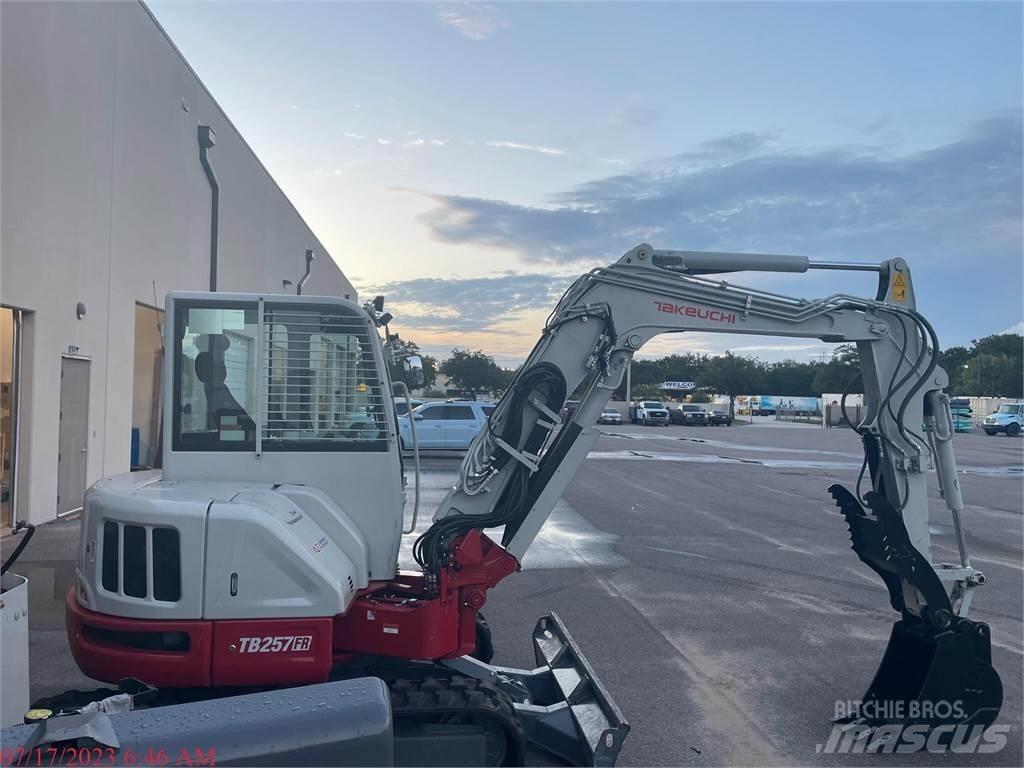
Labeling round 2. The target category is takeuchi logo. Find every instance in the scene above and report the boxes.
[654,300,737,324]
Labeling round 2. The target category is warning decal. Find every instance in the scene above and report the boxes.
[892,273,907,302]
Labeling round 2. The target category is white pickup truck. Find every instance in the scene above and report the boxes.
[630,400,671,426]
[982,402,1023,436]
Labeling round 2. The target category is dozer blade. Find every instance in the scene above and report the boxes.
[448,612,629,766]
[522,613,630,767]
[830,483,1003,741]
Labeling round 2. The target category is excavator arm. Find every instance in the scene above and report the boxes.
[419,243,1001,735]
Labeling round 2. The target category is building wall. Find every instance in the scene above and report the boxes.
[0,1,356,524]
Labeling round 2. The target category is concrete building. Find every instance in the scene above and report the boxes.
[1,1,355,528]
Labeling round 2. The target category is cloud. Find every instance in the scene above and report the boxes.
[403,137,448,148]
[343,132,366,140]
[415,115,1023,267]
[362,273,573,332]
[435,3,508,40]
[376,138,391,145]
[1001,321,1024,335]
[486,140,566,156]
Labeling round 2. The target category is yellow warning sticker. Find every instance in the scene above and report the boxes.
[892,273,907,302]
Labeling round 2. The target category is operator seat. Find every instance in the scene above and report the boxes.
[193,334,256,440]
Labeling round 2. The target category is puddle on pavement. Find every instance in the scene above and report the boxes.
[399,471,626,570]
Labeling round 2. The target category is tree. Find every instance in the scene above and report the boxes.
[939,346,971,394]
[697,352,764,420]
[762,359,818,396]
[630,383,665,400]
[941,334,1022,397]
[688,389,712,403]
[811,344,862,395]
[962,334,1023,397]
[440,349,508,392]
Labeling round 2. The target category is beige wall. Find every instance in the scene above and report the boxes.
[0,1,356,523]
[0,310,12,383]
[131,305,163,466]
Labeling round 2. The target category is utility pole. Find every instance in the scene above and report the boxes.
[625,358,632,403]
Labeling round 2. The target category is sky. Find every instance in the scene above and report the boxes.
[150,0,1023,367]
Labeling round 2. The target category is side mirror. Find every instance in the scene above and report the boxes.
[414,414,424,421]
[402,355,425,388]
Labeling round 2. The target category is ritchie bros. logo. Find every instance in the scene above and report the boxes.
[654,300,737,324]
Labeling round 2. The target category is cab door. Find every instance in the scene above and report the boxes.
[413,403,447,448]
[443,404,480,449]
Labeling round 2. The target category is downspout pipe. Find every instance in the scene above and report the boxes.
[10,310,22,525]
[297,248,315,295]
[198,125,219,291]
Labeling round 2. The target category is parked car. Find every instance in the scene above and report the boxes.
[598,407,623,425]
[671,404,709,426]
[393,396,425,417]
[398,401,495,450]
[983,402,1023,437]
[630,400,670,426]
[708,409,733,426]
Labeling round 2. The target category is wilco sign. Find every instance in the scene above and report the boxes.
[659,381,696,390]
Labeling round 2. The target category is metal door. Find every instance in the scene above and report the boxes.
[57,357,90,514]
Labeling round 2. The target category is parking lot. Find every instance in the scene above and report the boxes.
[6,420,1022,766]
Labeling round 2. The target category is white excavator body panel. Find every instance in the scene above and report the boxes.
[78,475,369,621]
[205,490,357,619]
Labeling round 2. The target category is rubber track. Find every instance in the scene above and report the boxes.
[388,674,525,767]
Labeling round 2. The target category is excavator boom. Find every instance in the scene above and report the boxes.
[421,243,1002,738]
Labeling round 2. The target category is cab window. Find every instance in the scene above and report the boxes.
[263,303,387,451]
[173,303,258,451]
[173,300,388,453]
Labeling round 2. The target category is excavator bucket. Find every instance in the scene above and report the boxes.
[842,617,1003,733]
[830,484,1003,740]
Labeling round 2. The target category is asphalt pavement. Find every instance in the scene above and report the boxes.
[5,419,1022,766]
[473,420,1024,766]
